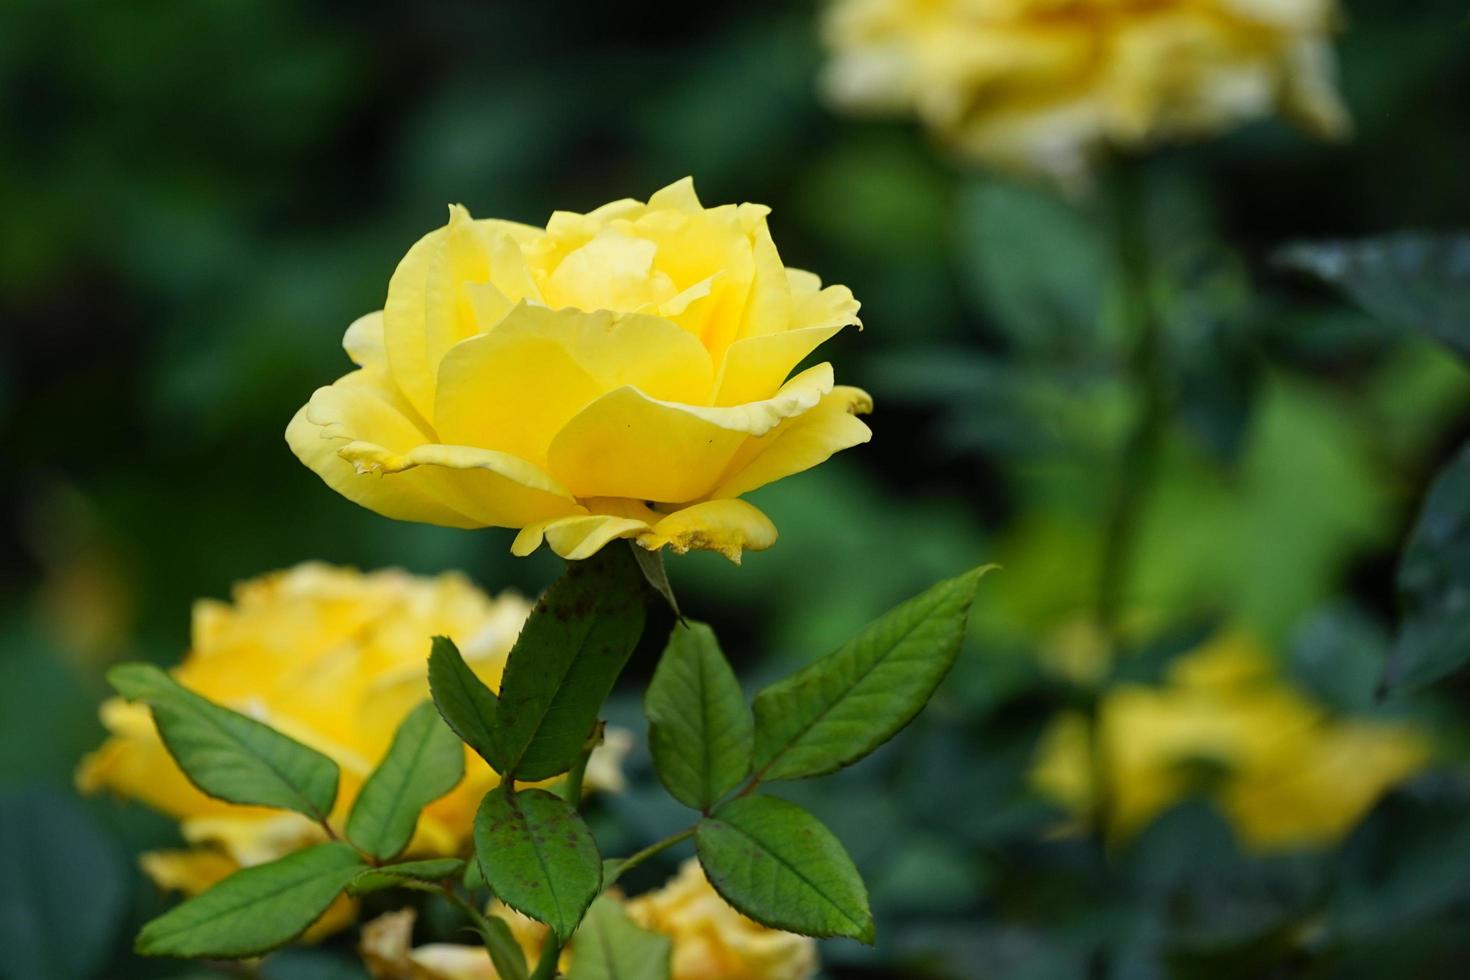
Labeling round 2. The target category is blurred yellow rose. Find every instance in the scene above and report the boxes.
[626,859,818,980]
[288,178,871,563]
[1031,632,1430,849]
[822,0,1349,182]
[360,859,817,980]
[77,563,628,902]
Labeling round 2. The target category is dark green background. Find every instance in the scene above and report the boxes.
[3,1,1470,977]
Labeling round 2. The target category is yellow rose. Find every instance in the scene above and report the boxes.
[288,178,871,563]
[359,860,817,980]
[1031,632,1430,849]
[626,859,818,980]
[822,0,1349,182]
[76,563,628,898]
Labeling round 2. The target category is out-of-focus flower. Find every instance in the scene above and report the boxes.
[288,178,870,563]
[77,563,627,905]
[1031,632,1430,849]
[821,0,1349,183]
[361,859,816,980]
[626,859,818,980]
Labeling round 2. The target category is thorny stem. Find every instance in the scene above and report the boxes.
[437,882,496,937]
[530,935,563,980]
[1084,159,1168,976]
[1085,160,1171,858]
[605,826,697,889]
[560,722,601,805]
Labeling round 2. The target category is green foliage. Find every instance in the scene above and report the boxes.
[474,787,602,941]
[567,896,672,980]
[956,177,1113,352]
[107,662,339,822]
[645,621,753,811]
[1388,442,1470,690]
[696,794,874,943]
[495,547,647,781]
[1277,234,1470,362]
[631,543,681,616]
[345,858,465,896]
[346,700,465,860]
[752,565,990,782]
[428,635,505,769]
[0,790,126,980]
[135,842,365,958]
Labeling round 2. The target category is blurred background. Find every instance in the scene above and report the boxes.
[4,0,1470,977]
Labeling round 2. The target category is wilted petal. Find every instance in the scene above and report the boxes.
[638,499,777,564]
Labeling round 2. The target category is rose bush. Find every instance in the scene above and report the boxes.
[821,0,1348,182]
[77,564,627,899]
[288,178,871,562]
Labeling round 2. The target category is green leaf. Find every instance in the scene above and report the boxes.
[136,842,365,958]
[751,565,990,782]
[956,178,1111,353]
[645,621,752,810]
[345,858,465,896]
[474,787,602,942]
[1276,234,1470,363]
[1387,441,1470,691]
[496,547,646,781]
[567,896,671,980]
[428,635,504,770]
[108,662,339,821]
[0,789,126,980]
[696,795,873,943]
[346,700,465,860]
[631,542,681,617]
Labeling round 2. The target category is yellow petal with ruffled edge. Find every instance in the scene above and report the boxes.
[491,304,715,404]
[639,499,777,563]
[288,373,482,528]
[713,386,874,499]
[546,364,834,502]
[434,332,603,465]
[336,442,583,530]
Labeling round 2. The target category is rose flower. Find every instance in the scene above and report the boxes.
[288,178,870,562]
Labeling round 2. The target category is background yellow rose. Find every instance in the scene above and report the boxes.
[1031,632,1430,848]
[77,564,627,897]
[822,0,1349,181]
[289,178,871,562]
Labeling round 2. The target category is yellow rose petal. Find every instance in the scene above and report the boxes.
[336,442,583,530]
[714,325,853,406]
[512,514,652,561]
[139,848,238,895]
[342,311,386,369]
[288,375,481,528]
[639,499,777,564]
[435,331,603,465]
[713,386,873,499]
[493,304,716,405]
[547,365,834,502]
